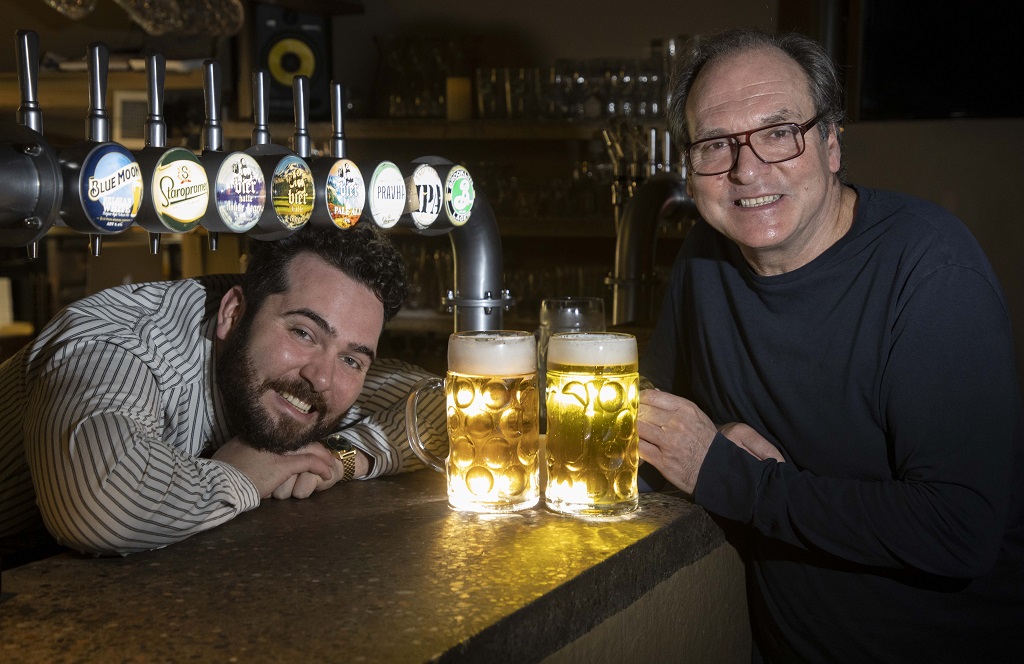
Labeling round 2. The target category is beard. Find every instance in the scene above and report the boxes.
[215,314,347,454]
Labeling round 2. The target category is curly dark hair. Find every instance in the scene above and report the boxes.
[667,27,847,181]
[242,224,408,323]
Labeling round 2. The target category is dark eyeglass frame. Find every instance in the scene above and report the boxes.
[685,115,822,176]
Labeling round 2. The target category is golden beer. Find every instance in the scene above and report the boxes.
[407,331,540,512]
[544,333,639,516]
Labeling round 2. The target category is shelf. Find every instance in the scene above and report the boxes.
[221,118,610,143]
[0,70,205,112]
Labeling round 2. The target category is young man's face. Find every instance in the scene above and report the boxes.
[215,252,385,453]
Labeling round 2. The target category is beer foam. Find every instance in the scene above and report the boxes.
[546,332,637,366]
[448,331,536,375]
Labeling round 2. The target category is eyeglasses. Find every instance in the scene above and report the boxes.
[685,115,822,176]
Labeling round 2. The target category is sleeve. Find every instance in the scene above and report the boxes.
[695,265,1022,578]
[24,341,261,556]
[330,358,448,478]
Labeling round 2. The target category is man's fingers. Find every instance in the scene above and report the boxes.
[272,475,297,500]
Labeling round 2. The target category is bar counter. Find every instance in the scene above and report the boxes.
[0,470,749,663]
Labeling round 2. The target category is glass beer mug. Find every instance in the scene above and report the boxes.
[406,331,541,512]
[544,332,640,516]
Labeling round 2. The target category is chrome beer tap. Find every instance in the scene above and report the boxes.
[57,42,143,257]
[246,69,314,242]
[294,77,366,230]
[1,29,62,254]
[198,59,266,250]
[132,54,209,254]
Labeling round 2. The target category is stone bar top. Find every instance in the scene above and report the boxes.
[0,470,725,663]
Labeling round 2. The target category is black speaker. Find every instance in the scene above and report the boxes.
[251,2,331,121]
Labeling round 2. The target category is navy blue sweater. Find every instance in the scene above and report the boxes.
[642,186,1024,662]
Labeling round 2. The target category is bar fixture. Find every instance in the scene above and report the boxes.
[0,30,62,254]
[198,59,265,250]
[132,54,209,254]
[56,42,143,257]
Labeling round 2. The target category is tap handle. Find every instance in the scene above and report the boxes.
[292,75,310,158]
[251,69,271,146]
[145,53,166,148]
[16,29,43,134]
[87,42,110,143]
[648,127,658,176]
[202,59,223,152]
[330,81,346,159]
[662,129,672,172]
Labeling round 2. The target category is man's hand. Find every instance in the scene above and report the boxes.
[269,449,372,499]
[637,389,719,494]
[211,439,335,499]
[718,422,785,462]
[637,391,785,495]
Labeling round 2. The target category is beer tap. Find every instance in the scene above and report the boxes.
[57,42,143,257]
[198,59,266,250]
[246,69,314,242]
[132,54,209,254]
[294,77,365,230]
[1,29,62,254]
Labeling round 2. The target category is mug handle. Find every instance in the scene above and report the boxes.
[405,376,446,473]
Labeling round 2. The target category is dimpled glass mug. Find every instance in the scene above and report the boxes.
[544,332,640,516]
[406,331,541,512]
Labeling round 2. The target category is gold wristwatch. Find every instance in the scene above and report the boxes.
[323,434,358,482]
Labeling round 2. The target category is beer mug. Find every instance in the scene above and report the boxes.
[544,332,639,516]
[406,330,541,512]
[537,297,606,432]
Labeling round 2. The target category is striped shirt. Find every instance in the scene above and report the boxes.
[0,275,447,555]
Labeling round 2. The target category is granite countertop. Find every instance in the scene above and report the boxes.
[0,470,724,663]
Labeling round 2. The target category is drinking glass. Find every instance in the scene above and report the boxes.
[544,332,639,516]
[406,331,540,512]
[537,297,606,430]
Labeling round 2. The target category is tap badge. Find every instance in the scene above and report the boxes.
[271,155,314,229]
[325,159,366,229]
[408,164,443,229]
[367,161,405,229]
[445,166,475,226]
[215,152,266,232]
[82,145,144,231]
[152,147,209,232]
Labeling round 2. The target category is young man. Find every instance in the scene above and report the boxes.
[638,28,1023,661]
[0,224,446,556]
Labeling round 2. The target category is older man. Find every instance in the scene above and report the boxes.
[638,28,1023,662]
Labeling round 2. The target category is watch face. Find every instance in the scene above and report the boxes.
[324,433,354,453]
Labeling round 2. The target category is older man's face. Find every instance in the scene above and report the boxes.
[685,46,843,274]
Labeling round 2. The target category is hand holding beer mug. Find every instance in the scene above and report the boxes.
[544,332,639,516]
[406,331,541,512]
